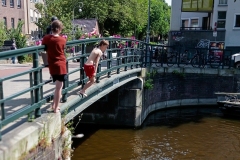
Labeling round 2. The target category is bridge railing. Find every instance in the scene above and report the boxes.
[0,37,146,140]
[143,44,235,69]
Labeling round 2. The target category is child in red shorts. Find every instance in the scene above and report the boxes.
[77,40,109,97]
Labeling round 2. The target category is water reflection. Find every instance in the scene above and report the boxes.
[72,106,240,160]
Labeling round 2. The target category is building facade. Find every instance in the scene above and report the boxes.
[0,0,43,37]
[170,0,240,53]
[23,0,43,36]
[0,0,25,30]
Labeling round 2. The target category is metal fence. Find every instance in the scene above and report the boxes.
[0,37,146,140]
[142,44,235,69]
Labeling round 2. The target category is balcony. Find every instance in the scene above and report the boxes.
[180,27,212,30]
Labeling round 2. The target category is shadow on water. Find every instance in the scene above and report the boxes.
[141,105,223,129]
[72,105,239,149]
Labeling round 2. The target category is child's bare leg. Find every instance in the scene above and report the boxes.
[80,76,95,94]
[53,80,63,113]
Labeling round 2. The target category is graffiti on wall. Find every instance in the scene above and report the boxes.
[171,31,184,41]
[196,39,210,48]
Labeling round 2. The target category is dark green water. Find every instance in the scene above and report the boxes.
[72,106,240,160]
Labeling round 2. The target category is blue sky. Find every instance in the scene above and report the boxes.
[165,0,171,6]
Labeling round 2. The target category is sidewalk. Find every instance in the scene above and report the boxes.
[0,61,83,134]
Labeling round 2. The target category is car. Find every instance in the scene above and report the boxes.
[231,52,240,68]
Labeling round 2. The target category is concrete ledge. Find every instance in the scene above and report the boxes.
[141,98,217,124]
[0,113,61,160]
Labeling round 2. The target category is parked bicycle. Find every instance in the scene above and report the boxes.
[152,47,168,67]
[191,49,222,68]
[167,50,193,67]
[166,48,222,68]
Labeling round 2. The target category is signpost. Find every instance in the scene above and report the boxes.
[213,31,217,37]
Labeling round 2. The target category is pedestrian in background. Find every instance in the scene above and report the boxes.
[10,41,17,64]
[42,20,67,113]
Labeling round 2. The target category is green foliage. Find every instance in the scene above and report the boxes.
[150,0,171,37]
[144,70,157,89]
[7,21,27,49]
[0,21,8,47]
[7,21,28,63]
[172,70,185,78]
[35,0,73,39]
[34,0,170,41]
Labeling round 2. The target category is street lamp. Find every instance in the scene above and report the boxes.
[145,0,151,67]
[72,2,83,40]
[146,0,150,43]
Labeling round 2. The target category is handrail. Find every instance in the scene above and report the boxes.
[0,37,146,140]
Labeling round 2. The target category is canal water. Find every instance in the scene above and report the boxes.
[72,106,240,160]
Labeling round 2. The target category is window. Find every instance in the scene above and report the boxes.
[30,9,34,22]
[217,11,226,28]
[219,0,227,5]
[34,11,38,22]
[3,17,7,27]
[182,19,189,27]
[182,0,214,12]
[11,18,14,28]
[234,14,240,28]
[190,19,199,27]
[2,0,6,6]
[17,0,21,8]
[10,0,14,7]
[181,19,189,30]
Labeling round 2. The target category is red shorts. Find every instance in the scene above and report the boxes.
[84,64,95,78]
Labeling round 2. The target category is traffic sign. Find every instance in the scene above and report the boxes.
[213,31,217,37]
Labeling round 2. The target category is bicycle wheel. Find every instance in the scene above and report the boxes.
[191,56,200,68]
[155,56,161,67]
[179,55,189,67]
[167,55,177,67]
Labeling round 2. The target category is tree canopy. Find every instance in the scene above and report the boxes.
[35,0,171,41]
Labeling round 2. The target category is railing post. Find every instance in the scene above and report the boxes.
[145,43,149,67]
[33,51,41,118]
[62,61,69,102]
[0,80,4,139]
[80,44,86,87]
[96,63,101,83]
[149,45,153,67]
[0,81,5,121]
[107,41,112,78]
[28,72,34,122]
[117,50,120,74]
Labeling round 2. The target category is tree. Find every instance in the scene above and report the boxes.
[34,0,170,41]
[149,0,171,41]
[79,0,148,38]
[0,21,8,47]
[35,0,73,39]
[7,20,28,63]
[7,21,27,49]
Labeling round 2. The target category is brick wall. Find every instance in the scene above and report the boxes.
[0,0,25,32]
[143,73,239,111]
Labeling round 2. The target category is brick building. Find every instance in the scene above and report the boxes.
[0,0,25,31]
[0,0,43,36]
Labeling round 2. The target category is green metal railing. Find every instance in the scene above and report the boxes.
[0,37,146,140]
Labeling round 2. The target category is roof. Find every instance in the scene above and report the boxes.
[72,19,98,34]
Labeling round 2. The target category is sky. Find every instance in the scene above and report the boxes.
[165,0,172,6]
